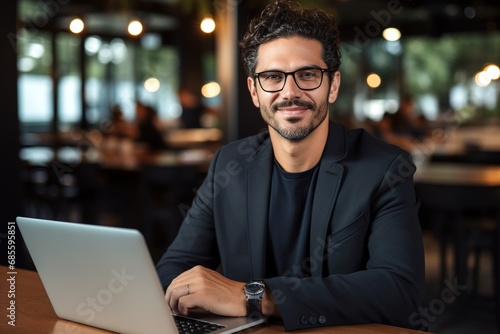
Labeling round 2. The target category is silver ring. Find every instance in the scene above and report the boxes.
[186,284,190,295]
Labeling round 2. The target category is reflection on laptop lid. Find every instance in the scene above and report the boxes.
[16,217,265,334]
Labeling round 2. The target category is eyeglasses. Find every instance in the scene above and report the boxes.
[254,68,332,93]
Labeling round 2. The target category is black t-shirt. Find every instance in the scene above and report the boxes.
[266,159,319,278]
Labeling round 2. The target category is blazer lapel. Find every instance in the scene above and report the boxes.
[309,122,347,276]
[309,161,344,275]
[246,142,273,279]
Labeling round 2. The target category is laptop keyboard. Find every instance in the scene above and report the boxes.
[174,314,226,334]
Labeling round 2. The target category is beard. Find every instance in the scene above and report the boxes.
[261,99,329,141]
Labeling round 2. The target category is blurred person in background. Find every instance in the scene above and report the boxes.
[109,104,135,139]
[376,97,429,152]
[178,87,205,128]
[134,102,169,151]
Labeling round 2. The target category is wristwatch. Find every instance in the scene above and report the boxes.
[244,281,265,317]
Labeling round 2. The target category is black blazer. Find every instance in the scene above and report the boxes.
[157,121,425,331]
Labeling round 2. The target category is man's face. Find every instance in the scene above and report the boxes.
[247,36,340,141]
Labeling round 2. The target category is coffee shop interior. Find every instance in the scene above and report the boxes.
[1,0,500,333]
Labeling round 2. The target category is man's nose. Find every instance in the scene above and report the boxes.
[280,74,302,99]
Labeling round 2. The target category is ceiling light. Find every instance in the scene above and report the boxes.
[128,20,143,36]
[69,18,84,34]
[200,18,215,33]
[366,73,381,88]
[475,71,491,87]
[382,27,401,42]
[144,77,161,93]
[484,64,500,80]
[201,82,221,98]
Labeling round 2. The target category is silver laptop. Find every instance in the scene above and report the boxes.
[16,216,266,334]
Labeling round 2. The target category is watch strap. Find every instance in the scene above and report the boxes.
[247,298,262,317]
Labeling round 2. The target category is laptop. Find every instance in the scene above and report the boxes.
[16,216,266,334]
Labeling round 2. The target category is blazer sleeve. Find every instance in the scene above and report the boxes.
[265,151,425,331]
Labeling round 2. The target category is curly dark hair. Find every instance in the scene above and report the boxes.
[239,0,341,77]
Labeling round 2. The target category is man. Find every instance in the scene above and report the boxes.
[157,0,425,331]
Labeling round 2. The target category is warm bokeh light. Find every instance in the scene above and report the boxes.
[382,27,401,41]
[475,71,491,87]
[200,18,216,33]
[128,20,143,36]
[366,73,382,88]
[144,77,161,92]
[69,18,84,34]
[484,64,500,80]
[201,82,221,98]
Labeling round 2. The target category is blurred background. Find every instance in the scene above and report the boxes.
[1,1,500,333]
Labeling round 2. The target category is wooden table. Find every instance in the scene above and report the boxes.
[414,162,500,186]
[19,146,213,171]
[166,128,223,150]
[18,146,211,236]
[0,266,428,334]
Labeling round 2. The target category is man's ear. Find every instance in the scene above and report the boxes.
[328,71,341,104]
[247,77,260,108]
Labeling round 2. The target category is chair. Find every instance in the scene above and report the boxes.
[416,183,499,281]
[73,162,103,224]
[20,160,80,221]
[430,149,500,165]
[415,182,500,329]
[97,167,141,228]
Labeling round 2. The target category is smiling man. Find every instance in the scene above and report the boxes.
[157,0,425,331]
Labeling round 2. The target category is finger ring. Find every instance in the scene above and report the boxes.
[186,284,190,295]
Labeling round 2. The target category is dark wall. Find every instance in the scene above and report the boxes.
[236,2,267,140]
[0,1,24,267]
[177,14,213,94]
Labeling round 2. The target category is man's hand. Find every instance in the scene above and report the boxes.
[165,265,247,317]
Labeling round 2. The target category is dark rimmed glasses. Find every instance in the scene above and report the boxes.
[254,68,332,93]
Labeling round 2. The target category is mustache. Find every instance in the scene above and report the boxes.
[272,99,315,112]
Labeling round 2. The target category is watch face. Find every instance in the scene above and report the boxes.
[246,281,265,294]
